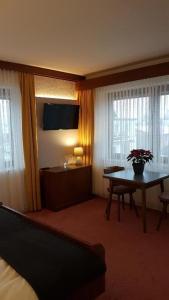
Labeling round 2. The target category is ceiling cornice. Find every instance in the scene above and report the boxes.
[77,61,169,90]
[0,60,85,82]
[86,55,169,79]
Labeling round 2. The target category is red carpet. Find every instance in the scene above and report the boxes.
[28,198,169,300]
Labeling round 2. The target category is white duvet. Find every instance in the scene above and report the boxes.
[0,257,38,300]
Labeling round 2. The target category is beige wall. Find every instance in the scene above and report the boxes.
[35,76,77,99]
[35,76,78,168]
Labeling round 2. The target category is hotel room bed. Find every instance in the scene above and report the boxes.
[0,203,106,300]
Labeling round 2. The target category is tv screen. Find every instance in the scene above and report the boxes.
[43,103,79,130]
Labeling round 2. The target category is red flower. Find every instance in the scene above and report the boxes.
[127,149,153,164]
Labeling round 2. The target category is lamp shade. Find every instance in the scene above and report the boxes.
[74,147,83,156]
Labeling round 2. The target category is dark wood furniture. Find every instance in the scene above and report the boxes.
[156,192,169,230]
[103,170,169,233]
[104,166,139,221]
[0,203,106,300]
[40,164,92,211]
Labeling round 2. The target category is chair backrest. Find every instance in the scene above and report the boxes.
[104,166,125,174]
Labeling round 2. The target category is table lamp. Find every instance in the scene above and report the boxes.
[74,147,83,165]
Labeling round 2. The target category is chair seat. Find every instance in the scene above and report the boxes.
[159,192,169,203]
[157,192,169,230]
[108,185,136,194]
[104,166,138,221]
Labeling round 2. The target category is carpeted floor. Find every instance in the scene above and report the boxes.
[28,197,169,300]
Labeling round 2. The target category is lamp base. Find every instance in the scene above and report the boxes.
[75,156,83,165]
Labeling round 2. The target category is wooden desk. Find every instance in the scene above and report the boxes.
[103,170,169,233]
[40,165,92,211]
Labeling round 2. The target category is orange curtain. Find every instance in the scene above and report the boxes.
[20,73,41,211]
[78,89,94,165]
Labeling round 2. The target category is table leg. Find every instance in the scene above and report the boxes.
[105,180,113,220]
[160,180,164,193]
[141,187,147,233]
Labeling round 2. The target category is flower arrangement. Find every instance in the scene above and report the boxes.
[127,149,153,164]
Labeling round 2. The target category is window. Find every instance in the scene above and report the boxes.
[159,94,169,163]
[0,70,26,211]
[107,84,169,170]
[110,96,150,160]
[0,89,13,170]
[93,77,169,198]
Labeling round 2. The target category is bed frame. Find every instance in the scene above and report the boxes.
[0,203,106,299]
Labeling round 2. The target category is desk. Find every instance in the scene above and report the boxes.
[40,165,92,211]
[103,170,169,233]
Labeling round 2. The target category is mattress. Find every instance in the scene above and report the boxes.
[0,257,38,300]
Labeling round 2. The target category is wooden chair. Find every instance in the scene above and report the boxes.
[104,166,139,221]
[156,192,169,230]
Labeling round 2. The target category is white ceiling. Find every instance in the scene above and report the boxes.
[1,0,169,75]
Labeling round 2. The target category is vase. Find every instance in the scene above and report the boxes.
[132,162,145,175]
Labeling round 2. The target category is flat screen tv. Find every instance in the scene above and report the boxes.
[43,103,79,130]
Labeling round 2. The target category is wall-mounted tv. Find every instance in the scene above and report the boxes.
[43,103,79,130]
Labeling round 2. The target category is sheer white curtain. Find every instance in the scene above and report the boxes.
[0,70,26,211]
[93,87,109,196]
[93,76,169,197]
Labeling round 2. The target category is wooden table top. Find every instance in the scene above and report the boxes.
[103,170,169,187]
